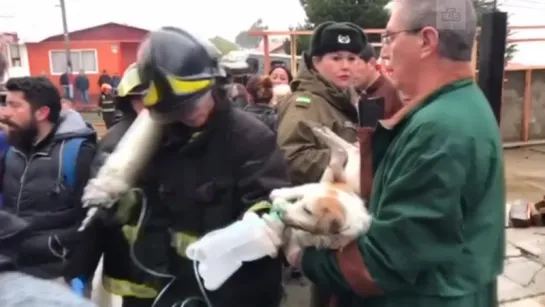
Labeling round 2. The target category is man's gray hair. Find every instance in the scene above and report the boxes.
[393,0,477,61]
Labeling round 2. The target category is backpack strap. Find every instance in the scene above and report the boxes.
[61,138,86,189]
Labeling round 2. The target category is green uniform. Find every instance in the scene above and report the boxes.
[300,79,505,306]
[276,58,359,185]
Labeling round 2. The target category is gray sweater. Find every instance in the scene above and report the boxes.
[0,272,96,307]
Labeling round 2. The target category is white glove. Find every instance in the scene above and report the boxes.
[184,212,287,290]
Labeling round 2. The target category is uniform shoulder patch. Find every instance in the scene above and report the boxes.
[295,96,312,108]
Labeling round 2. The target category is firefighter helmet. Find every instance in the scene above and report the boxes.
[136,27,225,114]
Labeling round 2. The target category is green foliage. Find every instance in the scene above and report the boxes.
[209,36,239,55]
[300,0,390,29]
[283,23,313,55]
[284,0,517,62]
[284,0,390,55]
[472,0,517,62]
[235,18,268,48]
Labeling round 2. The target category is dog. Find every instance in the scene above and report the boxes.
[270,126,371,250]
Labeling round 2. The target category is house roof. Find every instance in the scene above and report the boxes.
[257,36,288,54]
[39,22,149,42]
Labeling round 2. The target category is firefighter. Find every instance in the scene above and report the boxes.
[82,27,290,307]
[133,26,290,307]
[65,64,168,307]
[99,83,116,128]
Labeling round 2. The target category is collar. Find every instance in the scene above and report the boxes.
[379,78,474,129]
[365,74,386,96]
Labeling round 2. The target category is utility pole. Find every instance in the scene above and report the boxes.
[59,0,71,72]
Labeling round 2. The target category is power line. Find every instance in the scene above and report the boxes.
[501,0,545,10]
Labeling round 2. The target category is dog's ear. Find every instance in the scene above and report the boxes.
[315,192,346,234]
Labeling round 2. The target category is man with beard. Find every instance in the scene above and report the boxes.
[0,76,96,282]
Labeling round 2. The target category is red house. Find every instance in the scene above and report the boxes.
[26,22,149,98]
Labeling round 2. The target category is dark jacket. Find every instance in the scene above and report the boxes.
[243,103,277,131]
[0,211,95,306]
[75,75,90,91]
[0,210,28,271]
[358,74,403,200]
[151,91,289,307]
[111,76,121,88]
[1,110,96,279]
[98,73,112,87]
[60,73,70,86]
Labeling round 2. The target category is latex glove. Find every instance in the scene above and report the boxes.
[185,212,286,290]
[186,212,281,263]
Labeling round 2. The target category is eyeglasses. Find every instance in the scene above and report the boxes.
[381,28,422,45]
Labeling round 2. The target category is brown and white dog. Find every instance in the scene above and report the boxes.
[270,126,371,250]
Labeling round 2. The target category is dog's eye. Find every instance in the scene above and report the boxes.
[303,207,312,215]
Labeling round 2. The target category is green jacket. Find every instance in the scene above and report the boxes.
[300,79,505,306]
[276,54,359,184]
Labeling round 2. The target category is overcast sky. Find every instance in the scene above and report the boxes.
[1,0,545,64]
[0,0,307,42]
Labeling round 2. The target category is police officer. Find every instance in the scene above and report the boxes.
[275,22,367,307]
[110,27,289,307]
[276,22,367,185]
[65,64,168,307]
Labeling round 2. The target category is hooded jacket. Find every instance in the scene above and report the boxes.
[243,104,277,131]
[276,53,359,184]
[1,110,97,279]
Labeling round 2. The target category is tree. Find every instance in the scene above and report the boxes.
[283,0,390,55]
[300,0,390,29]
[209,36,239,55]
[235,18,268,49]
[473,0,517,62]
[283,23,313,55]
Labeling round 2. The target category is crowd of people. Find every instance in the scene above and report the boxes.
[0,0,505,307]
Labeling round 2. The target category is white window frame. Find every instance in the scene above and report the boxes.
[8,44,21,67]
[48,49,99,75]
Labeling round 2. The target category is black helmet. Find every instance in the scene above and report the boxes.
[137,27,225,114]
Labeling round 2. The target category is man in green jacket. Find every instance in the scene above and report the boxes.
[283,0,506,306]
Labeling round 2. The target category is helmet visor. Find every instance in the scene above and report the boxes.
[117,66,144,97]
[143,74,213,107]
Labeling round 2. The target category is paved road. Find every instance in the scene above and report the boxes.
[500,227,545,306]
